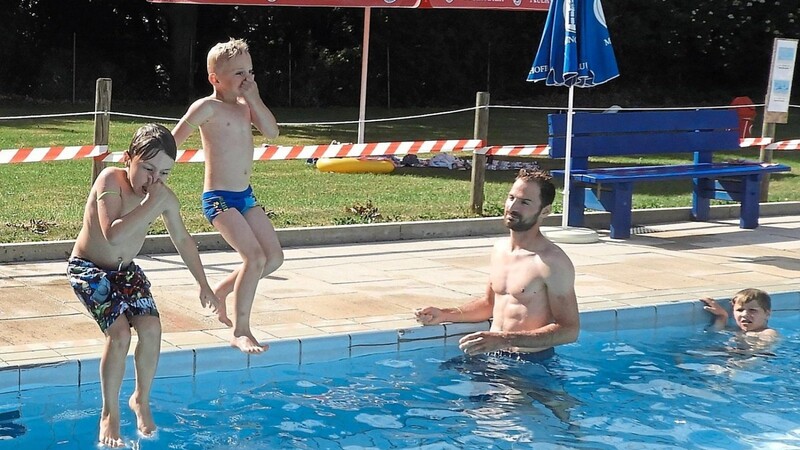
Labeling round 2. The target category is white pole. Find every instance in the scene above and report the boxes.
[562,85,575,229]
[357,7,371,144]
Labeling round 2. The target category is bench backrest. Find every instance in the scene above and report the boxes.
[548,110,740,159]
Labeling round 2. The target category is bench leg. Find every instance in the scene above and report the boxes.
[692,178,712,221]
[609,182,633,239]
[740,174,761,229]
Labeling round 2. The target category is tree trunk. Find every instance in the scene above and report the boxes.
[164,4,198,103]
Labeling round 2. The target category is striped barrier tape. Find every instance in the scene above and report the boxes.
[100,139,483,163]
[739,137,773,147]
[479,144,551,156]
[766,140,800,151]
[4,137,794,164]
[0,145,107,164]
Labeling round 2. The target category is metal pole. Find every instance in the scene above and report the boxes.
[470,91,490,214]
[92,78,112,184]
[562,86,575,228]
[357,7,371,144]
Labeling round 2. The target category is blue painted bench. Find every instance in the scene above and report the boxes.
[548,110,791,239]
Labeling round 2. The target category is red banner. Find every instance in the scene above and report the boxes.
[147,0,549,9]
[422,0,548,10]
[147,0,422,7]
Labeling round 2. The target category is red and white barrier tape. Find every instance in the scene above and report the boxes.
[0,145,107,164]
[6,137,795,165]
[739,137,773,147]
[478,144,551,156]
[102,139,483,163]
[766,139,800,151]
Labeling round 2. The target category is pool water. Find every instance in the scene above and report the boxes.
[2,313,800,449]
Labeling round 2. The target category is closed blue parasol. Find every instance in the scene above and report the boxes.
[528,0,619,230]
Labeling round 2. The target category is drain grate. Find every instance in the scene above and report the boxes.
[630,225,663,235]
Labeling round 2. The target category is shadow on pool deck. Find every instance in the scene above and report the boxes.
[1,214,799,366]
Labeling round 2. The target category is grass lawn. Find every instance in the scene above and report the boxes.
[0,103,798,243]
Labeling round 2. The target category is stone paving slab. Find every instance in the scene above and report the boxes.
[1,215,799,365]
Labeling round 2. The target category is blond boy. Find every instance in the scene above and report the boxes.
[67,124,218,447]
[700,288,778,340]
[172,38,283,354]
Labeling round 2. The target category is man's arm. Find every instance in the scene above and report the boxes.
[161,192,219,311]
[414,282,494,325]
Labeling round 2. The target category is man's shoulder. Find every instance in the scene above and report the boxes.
[539,238,575,269]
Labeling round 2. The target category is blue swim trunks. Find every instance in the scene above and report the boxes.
[202,185,260,223]
[488,347,556,362]
[66,256,158,333]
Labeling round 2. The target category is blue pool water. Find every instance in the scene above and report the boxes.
[2,311,800,449]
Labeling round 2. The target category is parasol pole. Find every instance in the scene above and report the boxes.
[357,7,371,144]
[562,84,575,228]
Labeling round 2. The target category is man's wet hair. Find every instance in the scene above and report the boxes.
[516,168,556,207]
[126,123,177,163]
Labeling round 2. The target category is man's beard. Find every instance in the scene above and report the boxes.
[504,210,540,232]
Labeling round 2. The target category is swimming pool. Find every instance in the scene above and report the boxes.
[1,292,799,449]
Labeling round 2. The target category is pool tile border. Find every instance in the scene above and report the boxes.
[1,291,798,393]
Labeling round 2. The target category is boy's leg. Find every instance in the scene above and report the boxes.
[99,316,132,448]
[128,315,161,436]
[213,207,284,303]
[244,207,284,275]
[212,209,269,353]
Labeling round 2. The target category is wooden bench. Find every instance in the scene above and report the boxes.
[548,109,792,239]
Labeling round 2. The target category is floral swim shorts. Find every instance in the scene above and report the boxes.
[66,256,159,332]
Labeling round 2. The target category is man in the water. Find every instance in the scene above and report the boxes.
[414,168,580,359]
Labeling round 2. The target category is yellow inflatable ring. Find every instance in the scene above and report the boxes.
[316,157,395,174]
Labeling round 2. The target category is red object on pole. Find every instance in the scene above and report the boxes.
[730,96,756,139]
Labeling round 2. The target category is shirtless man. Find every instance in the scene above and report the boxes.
[414,168,580,357]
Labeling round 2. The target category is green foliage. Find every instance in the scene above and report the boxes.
[2,1,798,106]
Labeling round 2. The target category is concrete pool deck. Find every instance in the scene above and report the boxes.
[1,213,799,368]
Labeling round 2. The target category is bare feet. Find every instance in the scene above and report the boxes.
[99,410,124,448]
[212,282,233,327]
[231,334,269,354]
[128,395,157,437]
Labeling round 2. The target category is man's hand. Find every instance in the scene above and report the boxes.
[458,331,506,356]
[414,307,444,325]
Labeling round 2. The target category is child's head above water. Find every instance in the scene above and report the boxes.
[731,288,772,333]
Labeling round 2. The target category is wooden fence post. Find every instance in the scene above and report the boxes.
[758,121,776,202]
[470,91,490,214]
[92,78,111,183]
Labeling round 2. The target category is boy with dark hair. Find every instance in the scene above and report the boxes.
[67,123,218,447]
